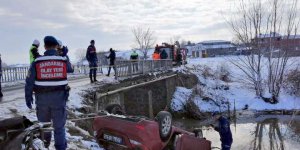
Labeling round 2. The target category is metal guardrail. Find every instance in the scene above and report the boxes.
[0,67,30,83]
[115,59,172,79]
[0,59,173,82]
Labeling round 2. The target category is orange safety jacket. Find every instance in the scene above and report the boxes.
[152,53,160,60]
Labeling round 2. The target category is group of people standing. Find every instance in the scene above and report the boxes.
[85,40,116,83]
[152,48,168,60]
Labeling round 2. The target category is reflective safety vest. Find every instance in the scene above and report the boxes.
[152,53,160,60]
[130,52,138,60]
[29,45,36,64]
[34,56,68,86]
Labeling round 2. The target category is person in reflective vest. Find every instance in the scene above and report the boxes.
[29,39,41,63]
[25,36,74,150]
[130,50,139,60]
[152,50,161,60]
[130,50,139,72]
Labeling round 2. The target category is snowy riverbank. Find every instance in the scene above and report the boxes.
[171,56,300,113]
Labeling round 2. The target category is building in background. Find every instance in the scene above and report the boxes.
[188,40,237,58]
[255,32,300,57]
[183,43,195,58]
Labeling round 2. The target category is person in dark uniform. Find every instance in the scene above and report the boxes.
[25,36,74,150]
[57,40,69,58]
[0,54,3,97]
[160,49,168,59]
[86,40,98,83]
[211,112,233,150]
[106,48,116,76]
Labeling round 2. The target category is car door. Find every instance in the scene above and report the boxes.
[174,134,211,150]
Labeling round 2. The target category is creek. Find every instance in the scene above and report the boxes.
[173,115,300,150]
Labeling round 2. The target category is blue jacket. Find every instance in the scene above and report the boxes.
[86,45,98,62]
[214,116,233,144]
[25,49,74,108]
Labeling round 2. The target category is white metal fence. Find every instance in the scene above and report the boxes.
[115,59,172,78]
[0,59,173,82]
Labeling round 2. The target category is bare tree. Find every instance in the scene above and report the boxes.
[228,0,266,97]
[228,0,299,103]
[132,26,156,59]
[169,35,181,45]
[265,0,299,103]
[75,48,87,63]
[180,40,187,48]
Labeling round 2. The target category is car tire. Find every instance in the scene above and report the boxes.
[105,104,124,115]
[156,111,172,141]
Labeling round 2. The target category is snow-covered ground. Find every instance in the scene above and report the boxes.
[171,87,193,112]
[171,56,300,113]
[0,75,118,150]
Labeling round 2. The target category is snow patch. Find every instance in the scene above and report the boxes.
[171,87,193,112]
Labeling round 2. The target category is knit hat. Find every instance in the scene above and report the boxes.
[44,36,58,46]
[32,39,40,46]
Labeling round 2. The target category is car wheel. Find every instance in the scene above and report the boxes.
[105,104,124,115]
[156,111,172,141]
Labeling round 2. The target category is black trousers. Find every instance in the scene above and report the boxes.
[89,62,97,81]
[107,60,116,76]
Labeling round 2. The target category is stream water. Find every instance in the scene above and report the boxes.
[173,115,300,150]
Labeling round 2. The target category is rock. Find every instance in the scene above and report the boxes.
[9,108,18,114]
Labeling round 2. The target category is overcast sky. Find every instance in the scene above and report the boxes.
[0,0,237,64]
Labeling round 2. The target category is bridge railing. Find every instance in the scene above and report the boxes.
[0,59,173,83]
[0,67,30,83]
[115,59,173,79]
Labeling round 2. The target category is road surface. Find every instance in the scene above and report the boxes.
[0,76,102,104]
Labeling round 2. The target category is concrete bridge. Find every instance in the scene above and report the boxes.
[0,60,172,82]
[94,73,198,118]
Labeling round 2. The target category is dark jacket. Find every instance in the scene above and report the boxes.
[107,50,116,65]
[130,51,139,60]
[214,116,233,145]
[86,45,98,62]
[160,50,168,59]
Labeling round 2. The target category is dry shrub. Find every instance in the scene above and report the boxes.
[285,69,300,96]
[184,99,204,119]
[217,64,231,82]
[201,65,214,79]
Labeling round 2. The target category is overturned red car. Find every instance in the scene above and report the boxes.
[93,109,211,150]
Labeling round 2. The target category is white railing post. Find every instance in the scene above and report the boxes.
[129,62,132,78]
[115,65,118,80]
[142,60,145,74]
[151,60,154,73]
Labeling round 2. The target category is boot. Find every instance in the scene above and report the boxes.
[90,76,94,83]
[89,69,94,83]
[107,67,111,76]
[93,70,97,82]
